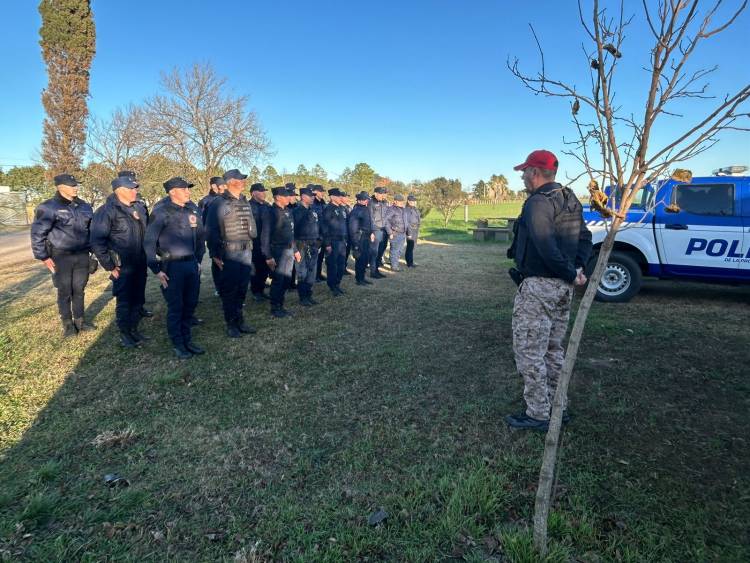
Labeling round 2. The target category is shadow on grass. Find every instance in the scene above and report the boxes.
[1,244,749,561]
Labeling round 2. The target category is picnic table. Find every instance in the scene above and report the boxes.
[470,217,517,242]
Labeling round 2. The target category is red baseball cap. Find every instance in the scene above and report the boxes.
[513,150,559,171]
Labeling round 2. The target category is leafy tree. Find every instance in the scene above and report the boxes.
[488,174,510,200]
[351,162,376,192]
[336,167,354,191]
[294,164,310,186]
[310,164,328,184]
[472,179,488,199]
[38,0,96,178]
[424,177,464,226]
[261,165,281,187]
[248,165,261,184]
[407,180,432,217]
[0,165,51,204]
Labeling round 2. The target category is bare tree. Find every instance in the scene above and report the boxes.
[142,62,271,190]
[87,104,148,172]
[509,0,749,554]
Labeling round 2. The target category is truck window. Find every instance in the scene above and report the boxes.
[674,184,734,216]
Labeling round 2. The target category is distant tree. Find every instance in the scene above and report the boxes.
[142,62,270,191]
[351,162,376,192]
[294,164,310,186]
[425,177,464,226]
[38,0,96,179]
[1,165,51,204]
[488,174,511,200]
[472,179,489,199]
[261,165,280,187]
[407,179,433,217]
[310,163,328,184]
[248,165,261,184]
[337,167,354,191]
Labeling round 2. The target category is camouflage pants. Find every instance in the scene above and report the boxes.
[512,276,574,420]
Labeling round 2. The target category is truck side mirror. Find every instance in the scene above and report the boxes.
[664,203,681,213]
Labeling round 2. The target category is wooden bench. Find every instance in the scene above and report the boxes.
[470,227,511,242]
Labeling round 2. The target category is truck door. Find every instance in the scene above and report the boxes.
[741,180,750,278]
[656,181,743,279]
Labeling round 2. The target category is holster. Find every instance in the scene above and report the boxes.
[508,267,525,286]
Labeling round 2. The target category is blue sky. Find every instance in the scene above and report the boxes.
[1,0,748,192]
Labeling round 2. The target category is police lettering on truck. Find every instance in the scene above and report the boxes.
[582,167,750,302]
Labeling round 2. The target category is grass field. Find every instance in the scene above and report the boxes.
[1,206,749,561]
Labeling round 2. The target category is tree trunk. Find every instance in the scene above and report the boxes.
[532,220,620,555]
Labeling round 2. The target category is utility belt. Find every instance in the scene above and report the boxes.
[508,267,525,286]
[163,254,196,263]
[223,240,251,250]
[49,246,89,257]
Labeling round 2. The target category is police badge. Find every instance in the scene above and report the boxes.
[189,213,198,228]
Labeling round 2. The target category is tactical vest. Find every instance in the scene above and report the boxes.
[222,197,254,242]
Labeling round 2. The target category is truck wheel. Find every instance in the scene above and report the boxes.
[593,251,642,303]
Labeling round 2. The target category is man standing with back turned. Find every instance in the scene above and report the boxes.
[505,150,592,431]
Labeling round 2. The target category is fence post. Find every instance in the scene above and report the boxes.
[464,204,469,223]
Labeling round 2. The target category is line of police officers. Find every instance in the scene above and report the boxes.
[30,170,421,359]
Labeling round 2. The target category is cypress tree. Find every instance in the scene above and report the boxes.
[38,0,96,178]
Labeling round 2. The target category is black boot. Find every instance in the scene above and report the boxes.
[73,318,96,332]
[119,330,140,348]
[139,307,153,318]
[237,316,257,334]
[173,344,193,359]
[184,342,205,355]
[62,320,77,338]
[130,319,150,343]
[226,322,242,338]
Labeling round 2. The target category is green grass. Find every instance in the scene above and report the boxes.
[420,202,523,243]
[0,235,749,561]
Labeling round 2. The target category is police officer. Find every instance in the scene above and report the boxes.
[505,150,592,430]
[312,185,327,281]
[143,177,206,359]
[385,194,408,271]
[261,187,300,317]
[249,182,272,302]
[90,175,149,348]
[348,191,376,286]
[321,188,348,296]
[30,173,95,337]
[285,183,299,289]
[199,176,226,222]
[205,169,257,338]
[118,170,154,318]
[342,192,353,276]
[404,194,421,267]
[369,187,389,278]
[293,186,321,305]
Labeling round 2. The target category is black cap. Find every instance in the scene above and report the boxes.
[111,177,139,190]
[223,169,248,181]
[285,182,296,189]
[54,173,80,187]
[356,191,370,201]
[328,188,341,197]
[374,187,387,194]
[117,170,137,179]
[407,194,417,201]
[312,184,325,193]
[163,177,195,192]
[286,185,298,196]
[393,193,405,201]
[209,176,226,186]
[250,182,266,192]
[339,190,349,197]
[299,187,314,197]
[271,186,288,197]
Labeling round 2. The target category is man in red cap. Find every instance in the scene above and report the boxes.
[505,150,592,431]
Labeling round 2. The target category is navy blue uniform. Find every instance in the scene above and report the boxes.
[250,199,272,297]
[369,199,389,273]
[312,196,327,280]
[321,203,348,291]
[90,194,148,336]
[293,203,321,301]
[404,205,421,266]
[143,200,206,347]
[385,205,409,270]
[30,193,93,322]
[348,203,374,282]
[261,204,295,312]
[205,192,257,329]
